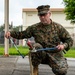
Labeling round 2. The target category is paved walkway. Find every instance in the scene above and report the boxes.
[0,55,75,75]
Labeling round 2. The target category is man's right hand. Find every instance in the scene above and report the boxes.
[5,32,11,39]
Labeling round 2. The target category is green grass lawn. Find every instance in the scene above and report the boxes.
[9,46,29,56]
[0,46,75,58]
[64,48,75,58]
[0,46,29,56]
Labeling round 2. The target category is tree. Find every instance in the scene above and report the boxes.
[0,25,4,31]
[13,25,22,32]
[63,0,75,24]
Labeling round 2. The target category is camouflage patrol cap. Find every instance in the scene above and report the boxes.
[37,5,50,15]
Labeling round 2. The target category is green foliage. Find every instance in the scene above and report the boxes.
[63,0,75,24]
[0,25,4,31]
[0,24,22,32]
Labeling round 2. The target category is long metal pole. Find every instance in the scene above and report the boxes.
[4,0,9,56]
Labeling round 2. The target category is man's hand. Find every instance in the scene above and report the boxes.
[5,32,11,39]
[56,44,65,51]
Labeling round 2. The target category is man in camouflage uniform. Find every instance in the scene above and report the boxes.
[5,5,73,75]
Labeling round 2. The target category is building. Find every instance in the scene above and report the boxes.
[22,8,75,46]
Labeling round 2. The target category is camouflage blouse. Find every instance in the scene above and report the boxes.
[10,21,73,51]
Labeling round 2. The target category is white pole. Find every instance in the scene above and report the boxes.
[4,0,9,56]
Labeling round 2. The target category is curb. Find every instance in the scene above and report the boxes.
[67,58,75,61]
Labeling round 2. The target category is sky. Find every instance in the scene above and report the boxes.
[0,0,64,26]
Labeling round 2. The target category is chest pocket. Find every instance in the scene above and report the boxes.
[51,25,60,44]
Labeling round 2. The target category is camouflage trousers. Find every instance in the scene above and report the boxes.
[30,43,68,75]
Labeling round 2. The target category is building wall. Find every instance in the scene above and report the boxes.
[23,11,39,29]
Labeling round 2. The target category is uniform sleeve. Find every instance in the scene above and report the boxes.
[58,25,73,51]
[10,26,33,39]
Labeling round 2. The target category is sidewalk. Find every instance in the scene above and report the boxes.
[0,55,75,75]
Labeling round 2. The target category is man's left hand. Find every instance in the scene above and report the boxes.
[56,44,65,51]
